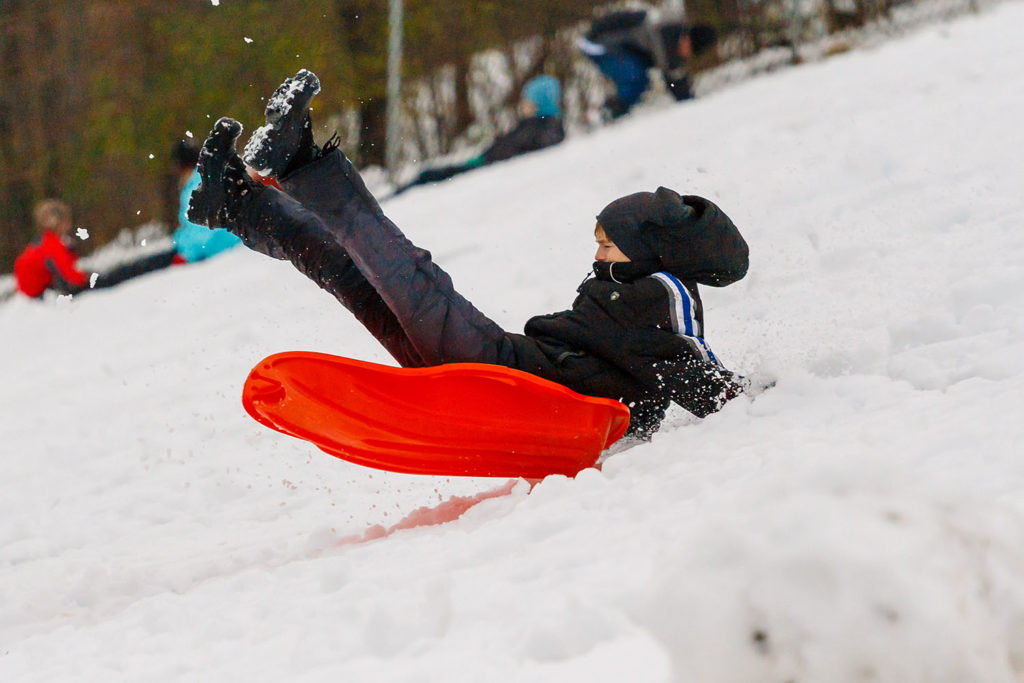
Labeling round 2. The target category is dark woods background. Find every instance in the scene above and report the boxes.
[0,0,912,273]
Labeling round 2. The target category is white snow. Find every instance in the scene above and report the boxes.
[3,3,1024,680]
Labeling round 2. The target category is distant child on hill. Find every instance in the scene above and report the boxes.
[14,199,90,298]
[394,75,566,193]
[188,70,751,439]
[578,9,717,118]
[14,196,186,300]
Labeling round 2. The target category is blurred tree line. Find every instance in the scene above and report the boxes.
[0,0,914,273]
[0,0,609,273]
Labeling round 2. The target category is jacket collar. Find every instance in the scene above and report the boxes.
[591,259,661,283]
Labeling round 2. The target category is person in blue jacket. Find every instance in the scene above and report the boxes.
[171,141,242,261]
[578,9,717,118]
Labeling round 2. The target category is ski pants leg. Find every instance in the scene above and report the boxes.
[278,149,520,368]
[239,184,428,367]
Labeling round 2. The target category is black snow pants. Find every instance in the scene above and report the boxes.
[248,150,523,369]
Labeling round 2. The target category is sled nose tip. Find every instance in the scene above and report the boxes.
[244,367,287,406]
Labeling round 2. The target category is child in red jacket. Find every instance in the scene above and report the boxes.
[14,199,89,298]
[14,198,190,300]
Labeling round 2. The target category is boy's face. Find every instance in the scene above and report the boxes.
[594,224,631,263]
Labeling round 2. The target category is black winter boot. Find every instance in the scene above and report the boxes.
[242,69,321,179]
[188,117,263,230]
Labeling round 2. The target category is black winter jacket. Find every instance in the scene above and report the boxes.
[513,266,738,438]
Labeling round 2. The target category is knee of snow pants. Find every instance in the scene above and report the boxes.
[240,184,427,367]
[279,150,518,368]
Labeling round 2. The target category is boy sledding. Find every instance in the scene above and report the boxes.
[188,70,751,466]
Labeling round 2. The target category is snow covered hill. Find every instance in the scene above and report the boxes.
[2,3,1024,680]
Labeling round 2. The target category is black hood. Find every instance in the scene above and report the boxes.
[596,187,748,286]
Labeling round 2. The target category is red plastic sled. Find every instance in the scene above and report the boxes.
[242,352,630,478]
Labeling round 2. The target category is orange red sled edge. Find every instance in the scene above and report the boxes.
[242,351,630,479]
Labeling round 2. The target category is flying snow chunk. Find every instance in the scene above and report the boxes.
[210,0,219,5]
[76,228,89,240]
[244,37,254,44]
[186,131,194,138]
[89,273,99,288]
